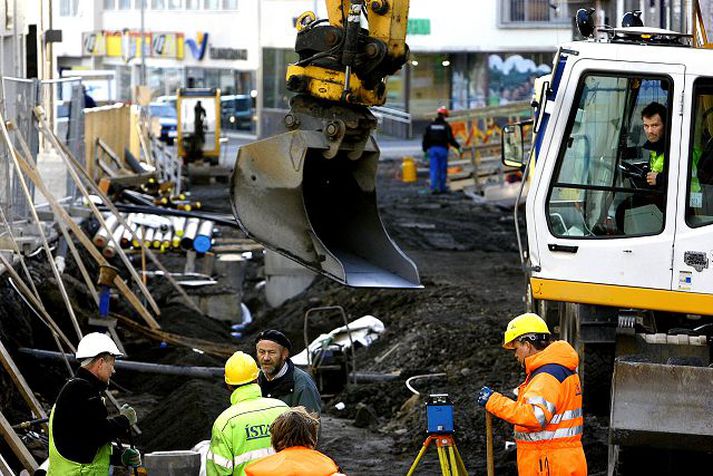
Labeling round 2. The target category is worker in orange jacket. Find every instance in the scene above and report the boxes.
[478,313,587,476]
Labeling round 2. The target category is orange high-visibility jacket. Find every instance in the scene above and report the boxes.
[244,446,341,476]
[486,340,587,476]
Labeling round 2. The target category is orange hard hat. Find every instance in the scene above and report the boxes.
[437,106,449,117]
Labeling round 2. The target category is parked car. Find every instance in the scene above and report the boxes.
[221,94,253,130]
[148,102,178,144]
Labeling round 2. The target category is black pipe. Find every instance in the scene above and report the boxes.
[18,348,223,379]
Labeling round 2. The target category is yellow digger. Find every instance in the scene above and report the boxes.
[230,0,419,289]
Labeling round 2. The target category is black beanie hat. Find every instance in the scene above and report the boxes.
[255,329,292,352]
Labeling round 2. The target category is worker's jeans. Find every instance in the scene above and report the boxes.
[428,146,449,192]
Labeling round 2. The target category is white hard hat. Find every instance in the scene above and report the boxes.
[75,332,124,360]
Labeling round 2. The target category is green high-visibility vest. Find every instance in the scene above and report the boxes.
[47,405,112,476]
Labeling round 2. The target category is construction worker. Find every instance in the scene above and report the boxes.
[48,332,140,475]
[244,407,344,476]
[207,351,289,476]
[421,106,462,194]
[255,330,321,418]
[477,313,587,476]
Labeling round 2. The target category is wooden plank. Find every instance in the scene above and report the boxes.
[0,410,38,473]
[0,253,76,352]
[0,452,16,476]
[33,107,162,318]
[34,107,204,318]
[11,128,100,306]
[11,141,161,330]
[0,112,84,342]
[0,340,48,423]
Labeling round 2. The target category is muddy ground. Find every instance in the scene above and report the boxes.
[0,160,608,475]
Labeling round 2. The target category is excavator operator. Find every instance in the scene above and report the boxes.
[477,313,587,476]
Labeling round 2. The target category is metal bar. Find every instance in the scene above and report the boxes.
[0,410,38,472]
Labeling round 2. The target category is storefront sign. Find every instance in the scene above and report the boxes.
[185,33,209,60]
[209,47,247,61]
[408,19,430,35]
[152,32,185,59]
[82,31,106,56]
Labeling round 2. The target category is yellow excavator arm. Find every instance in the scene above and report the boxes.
[287,0,409,105]
[231,0,420,289]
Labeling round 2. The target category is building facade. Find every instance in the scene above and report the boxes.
[54,0,259,100]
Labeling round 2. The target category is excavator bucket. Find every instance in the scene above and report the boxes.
[610,360,713,450]
[231,129,421,288]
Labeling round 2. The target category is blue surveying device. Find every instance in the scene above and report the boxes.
[407,393,468,475]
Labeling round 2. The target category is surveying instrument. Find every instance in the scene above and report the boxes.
[407,393,468,475]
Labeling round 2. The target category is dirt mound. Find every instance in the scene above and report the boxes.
[139,379,230,451]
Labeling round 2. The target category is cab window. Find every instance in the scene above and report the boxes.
[547,73,671,238]
[686,78,713,227]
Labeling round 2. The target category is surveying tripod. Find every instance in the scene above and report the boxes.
[407,433,468,476]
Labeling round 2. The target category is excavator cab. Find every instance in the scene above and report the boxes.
[231,1,420,288]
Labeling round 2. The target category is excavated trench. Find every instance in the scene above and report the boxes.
[0,160,608,474]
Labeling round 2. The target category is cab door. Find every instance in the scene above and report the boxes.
[672,75,713,299]
[529,59,685,292]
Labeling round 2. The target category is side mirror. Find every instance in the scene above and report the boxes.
[501,123,525,167]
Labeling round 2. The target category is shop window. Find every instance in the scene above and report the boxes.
[167,0,182,9]
[118,0,131,9]
[223,0,237,9]
[151,0,165,9]
[204,0,219,9]
[686,78,713,227]
[185,0,199,8]
[501,0,568,25]
[408,54,450,117]
[547,73,672,238]
[487,53,551,106]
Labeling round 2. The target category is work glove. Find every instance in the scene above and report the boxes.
[121,447,141,468]
[477,386,493,407]
[119,404,137,426]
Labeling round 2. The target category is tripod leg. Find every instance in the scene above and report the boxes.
[447,446,460,476]
[452,444,469,476]
[437,446,452,476]
[406,438,432,476]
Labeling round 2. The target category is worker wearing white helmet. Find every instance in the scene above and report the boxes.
[48,332,141,475]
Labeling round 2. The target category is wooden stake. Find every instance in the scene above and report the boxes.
[486,412,495,476]
[0,410,38,472]
[33,107,204,317]
[0,253,76,352]
[0,339,48,424]
[11,126,100,305]
[0,115,83,342]
[32,107,162,317]
[10,141,160,329]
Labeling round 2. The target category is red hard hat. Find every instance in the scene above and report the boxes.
[437,106,449,117]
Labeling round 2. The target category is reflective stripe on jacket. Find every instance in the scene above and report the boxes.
[47,405,112,476]
[207,383,289,476]
[486,340,587,476]
[244,446,341,476]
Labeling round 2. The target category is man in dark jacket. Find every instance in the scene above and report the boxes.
[48,332,140,475]
[422,106,462,194]
[255,330,321,419]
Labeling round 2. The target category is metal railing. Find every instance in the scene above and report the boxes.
[372,106,412,138]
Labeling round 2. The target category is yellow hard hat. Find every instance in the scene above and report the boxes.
[502,312,550,349]
[224,351,259,386]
